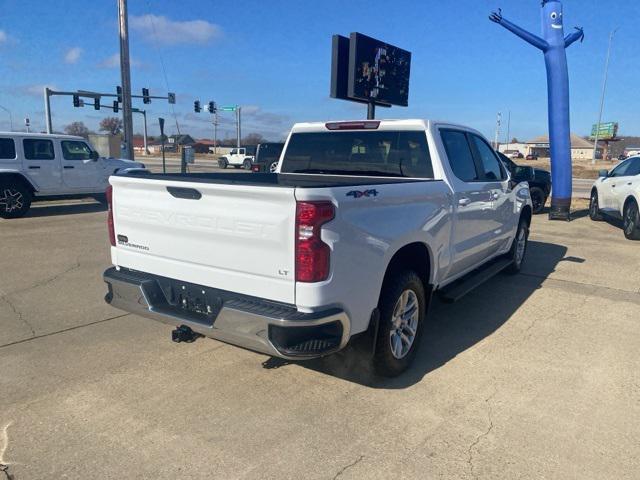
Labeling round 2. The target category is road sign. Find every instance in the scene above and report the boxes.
[168,92,176,104]
[590,122,618,140]
[220,106,236,112]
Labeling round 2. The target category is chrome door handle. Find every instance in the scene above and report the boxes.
[458,197,471,207]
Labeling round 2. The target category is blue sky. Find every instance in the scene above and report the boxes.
[1,0,639,142]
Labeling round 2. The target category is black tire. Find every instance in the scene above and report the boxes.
[268,160,279,173]
[374,270,426,377]
[530,187,546,214]
[505,218,529,274]
[219,159,228,169]
[0,182,32,219]
[243,159,252,170]
[589,189,603,221]
[623,199,640,240]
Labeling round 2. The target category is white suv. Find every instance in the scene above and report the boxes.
[589,156,640,240]
[0,132,146,218]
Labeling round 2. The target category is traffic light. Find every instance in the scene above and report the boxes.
[116,86,123,103]
[113,100,119,113]
[94,97,100,110]
[142,88,150,104]
[208,101,216,114]
[168,92,176,104]
[194,100,201,113]
[73,95,80,107]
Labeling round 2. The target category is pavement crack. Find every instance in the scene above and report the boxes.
[332,455,364,480]
[0,313,130,349]
[1,295,35,337]
[21,257,81,293]
[467,391,496,480]
[0,421,13,479]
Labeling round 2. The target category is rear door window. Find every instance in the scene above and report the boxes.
[280,130,434,178]
[23,139,55,160]
[440,130,479,182]
[0,138,16,159]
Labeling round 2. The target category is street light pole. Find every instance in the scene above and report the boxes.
[494,112,502,150]
[592,27,618,164]
[0,104,13,131]
[118,0,135,160]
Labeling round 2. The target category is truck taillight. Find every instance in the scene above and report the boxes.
[106,185,115,246]
[295,201,335,282]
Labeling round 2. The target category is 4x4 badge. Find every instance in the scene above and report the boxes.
[346,189,378,199]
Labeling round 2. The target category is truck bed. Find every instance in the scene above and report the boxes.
[120,171,429,188]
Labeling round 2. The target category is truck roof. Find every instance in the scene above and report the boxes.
[289,119,478,134]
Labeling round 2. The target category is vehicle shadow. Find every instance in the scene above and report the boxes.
[25,201,107,218]
[270,240,568,389]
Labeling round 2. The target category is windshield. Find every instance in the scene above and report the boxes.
[280,130,433,178]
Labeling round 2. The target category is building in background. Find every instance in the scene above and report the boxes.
[526,134,603,160]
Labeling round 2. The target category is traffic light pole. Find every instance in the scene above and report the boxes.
[118,0,134,160]
[44,88,53,133]
[236,106,241,147]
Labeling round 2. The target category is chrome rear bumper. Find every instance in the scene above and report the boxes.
[103,267,350,359]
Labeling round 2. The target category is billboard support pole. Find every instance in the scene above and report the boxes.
[367,101,375,120]
[592,27,618,165]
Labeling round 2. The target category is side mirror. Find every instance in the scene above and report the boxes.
[90,150,100,161]
[598,169,608,178]
[514,165,535,182]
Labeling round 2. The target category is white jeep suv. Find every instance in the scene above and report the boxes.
[0,132,145,218]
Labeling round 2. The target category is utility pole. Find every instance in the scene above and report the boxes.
[118,0,134,160]
[505,110,511,152]
[44,88,52,133]
[0,104,13,131]
[213,112,218,154]
[494,112,502,150]
[592,27,618,164]
[236,106,241,147]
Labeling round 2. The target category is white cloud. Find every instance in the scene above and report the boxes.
[129,14,221,45]
[0,30,7,44]
[64,47,82,64]
[25,84,59,96]
[98,53,142,69]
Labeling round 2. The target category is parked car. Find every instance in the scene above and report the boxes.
[0,132,146,219]
[526,153,539,160]
[509,151,524,159]
[218,146,256,169]
[498,152,551,214]
[250,142,285,173]
[103,119,533,376]
[618,154,627,161]
[589,156,640,240]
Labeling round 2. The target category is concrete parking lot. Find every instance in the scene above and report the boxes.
[1,196,639,479]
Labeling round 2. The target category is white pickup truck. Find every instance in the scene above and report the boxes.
[103,119,533,376]
[218,147,256,170]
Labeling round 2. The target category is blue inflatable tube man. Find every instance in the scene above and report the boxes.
[490,1,583,220]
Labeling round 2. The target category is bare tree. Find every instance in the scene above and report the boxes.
[242,133,265,145]
[64,121,91,139]
[99,117,123,135]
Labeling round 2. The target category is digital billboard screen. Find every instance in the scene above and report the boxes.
[347,33,411,107]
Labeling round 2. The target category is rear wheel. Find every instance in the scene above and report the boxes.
[374,270,425,377]
[0,182,32,219]
[505,218,529,274]
[529,187,546,214]
[589,190,603,221]
[268,160,279,173]
[243,159,252,170]
[623,200,640,240]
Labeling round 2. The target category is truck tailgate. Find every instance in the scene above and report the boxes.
[109,175,296,304]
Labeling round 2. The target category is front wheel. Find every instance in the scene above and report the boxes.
[219,159,228,169]
[505,218,529,274]
[374,270,426,377]
[529,187,546,214]
[0,183,32,219]
[623,200,640,240]
[589,190,603,221]
[268,160,279,173]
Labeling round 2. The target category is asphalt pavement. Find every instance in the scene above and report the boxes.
[1,199,638,479]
